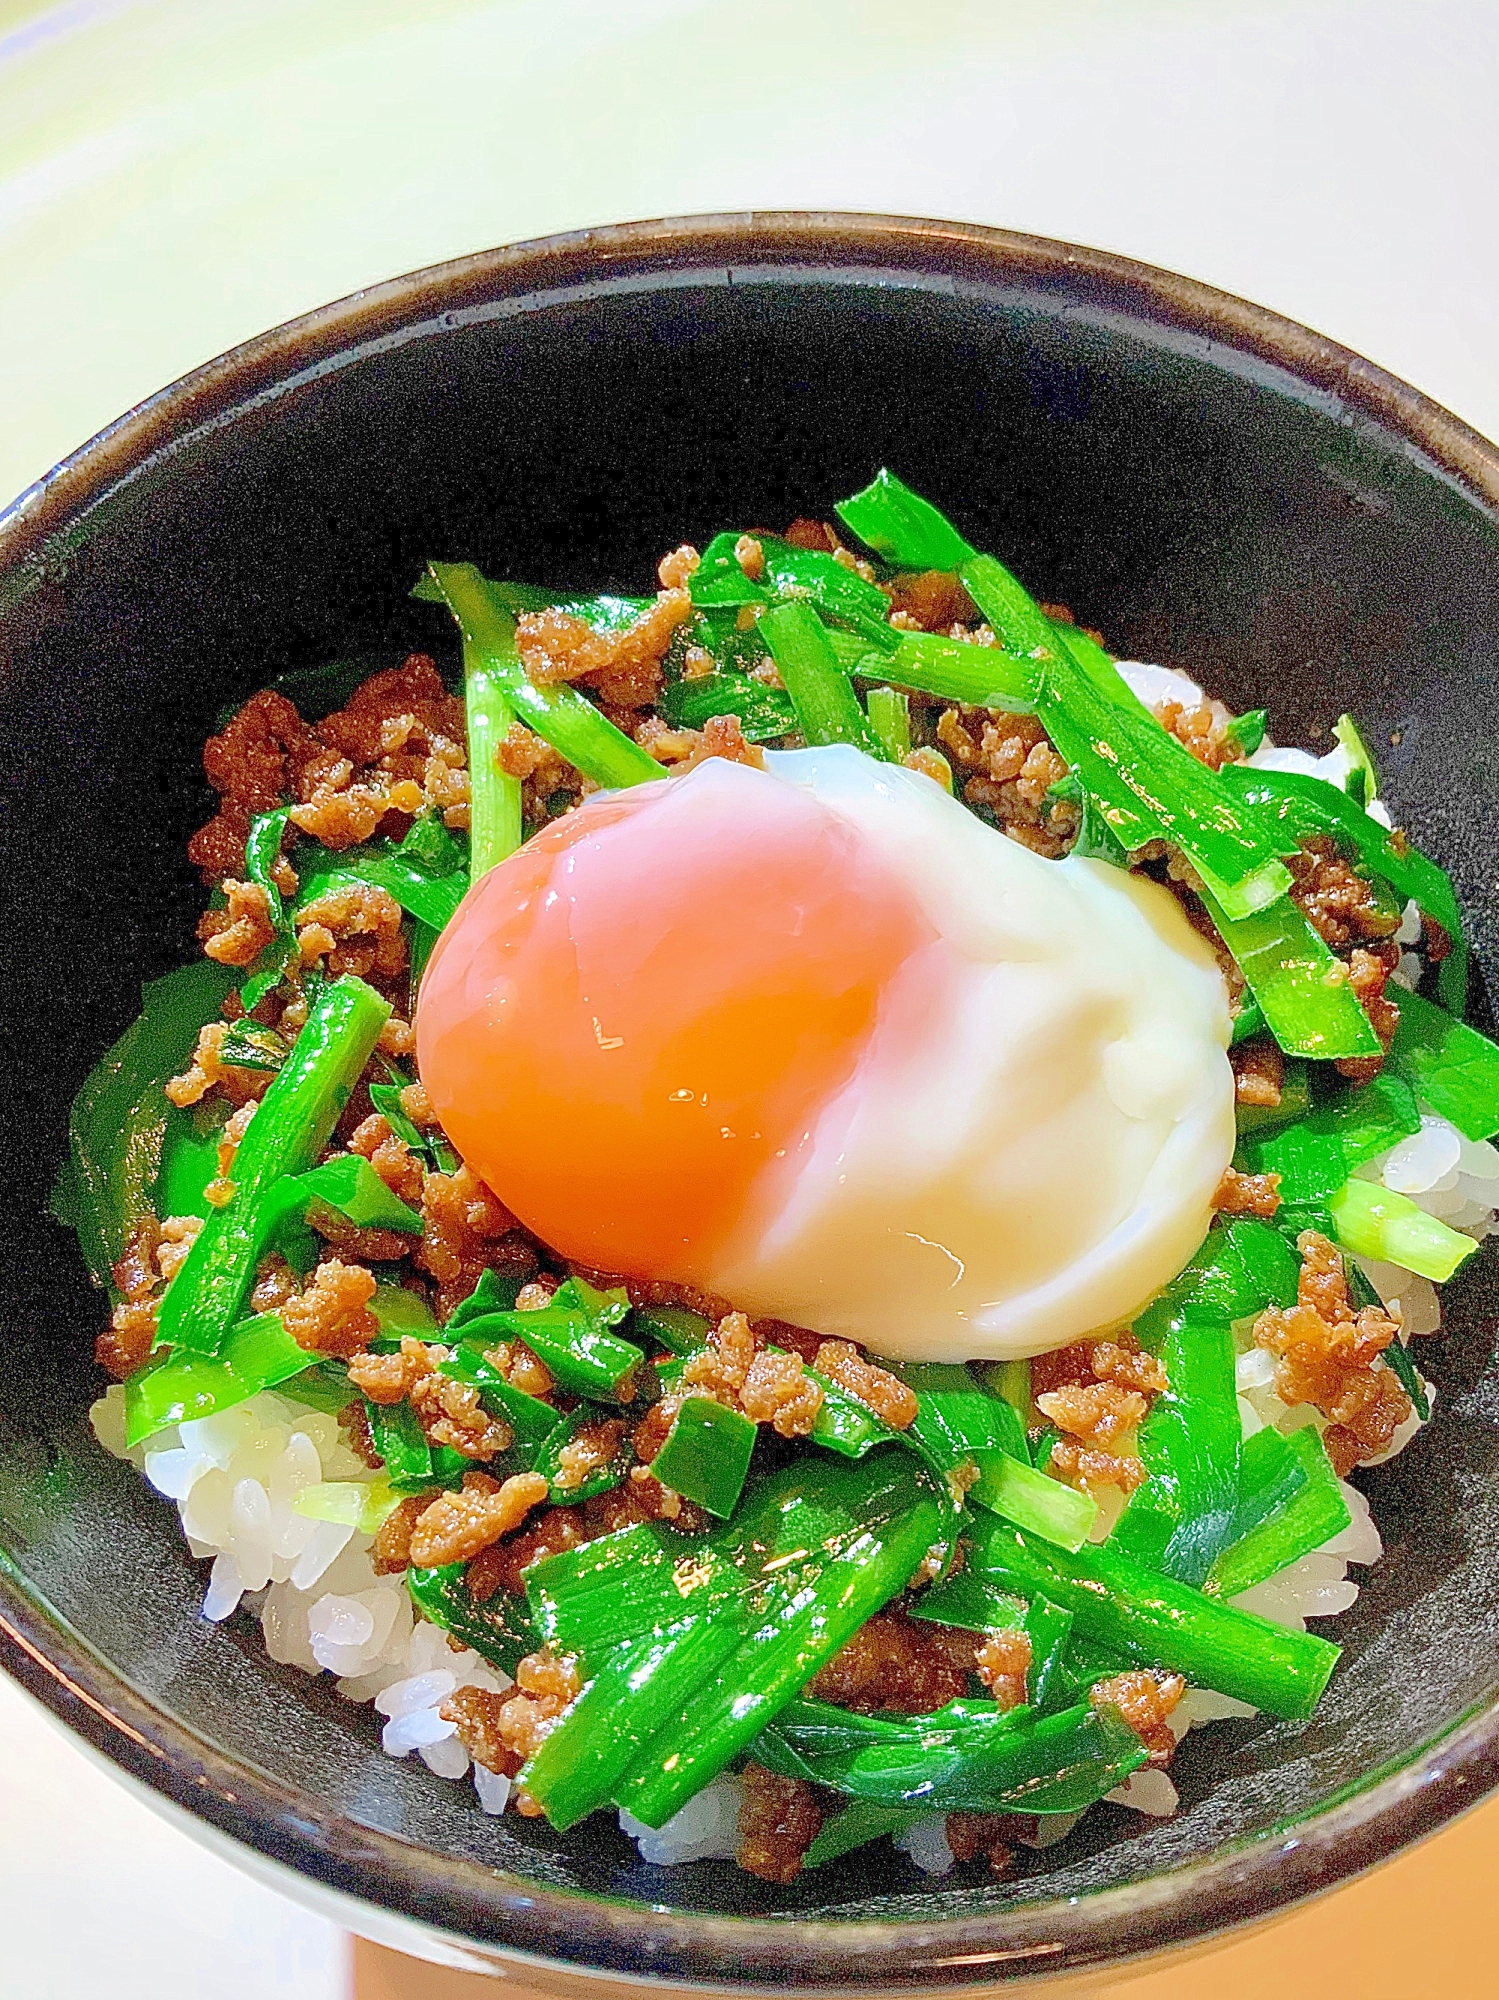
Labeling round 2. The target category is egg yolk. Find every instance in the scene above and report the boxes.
[416,760,935,1280]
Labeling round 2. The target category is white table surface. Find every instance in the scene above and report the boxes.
[2,2,1497,1992]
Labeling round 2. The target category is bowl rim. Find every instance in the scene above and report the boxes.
[4,210,1499,1990]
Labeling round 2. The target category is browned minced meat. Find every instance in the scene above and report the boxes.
[683,1311,825,1437]
[97,1215,204,1379]
[1030,1332,1164,1492]
[197,879,277,968]
[96,1298,159,1381]
[1252,1230,1411,1476]
[887,570,976,631]
[280,1258,379,1358]
[946,1812,1025,1876]
[1048,1440,1149,1495]
[1289,834,1400,952]
[295,881,408,981]
[467,1503,591,1603]
[551,1416,628,1492]
[479,1337,555,1400]
[493,721,590,823]
[934,707,1077,857]
[737,1763,823,1885]
[1337,944,1403,1085]
[416,1165,537,1320]
[439,1685,522,1777]
[1231,1037,1285,1109]
[811,1340,919,1429]
[634,712,766,772]
[408,1469,550,1567]
[808,1608,978,1714]
[516,591,694,711]
[975,1628,1032,1711]
[347,1112,426,1206]
[1035,1379,1148,1448]
[1155,697,1241,772]
[346,1334,513,1459]
[290,656,469,847]
[165,1020,274,1111]
[202,1098,259,1208]
[340,1399,383,1469]
[250,1253,301,1313]
[372,1496,426,1575]
[1092,1669,1186,1764]
[187,689,327,878]
[1212,1165,1282,1218]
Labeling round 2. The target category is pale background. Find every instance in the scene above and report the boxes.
[3,1,1499,1994]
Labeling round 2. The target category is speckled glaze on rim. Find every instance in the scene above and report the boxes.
[2,213,1499,1991]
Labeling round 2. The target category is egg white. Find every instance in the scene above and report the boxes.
[709,746,1236,1361]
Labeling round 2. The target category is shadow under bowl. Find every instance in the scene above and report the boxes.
[2,213,1499,1991]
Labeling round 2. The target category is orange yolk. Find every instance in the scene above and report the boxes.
[416,761,934,1282]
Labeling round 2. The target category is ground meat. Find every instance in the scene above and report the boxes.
[468,1504,591,1602]
[781,518,836,552]
[492,721,590,824]
[152,1214,202,1286]
[1047,1440,1149,1494]
[1155,697,1240,771]
[439,1685,522,1777]
[347,1112,426,1206]
[1336,944,1402,1084]
[291,775,426,849]
[516,591,693,711]
[340,1399,383,1468]
[975,1628,1032,1710]
[1288,834,1400,952]
[187,689,325,879]
[887,570,976,631]
[1032,1333,1163,1495]
[478,1338,555,1399]
[634,712,766,772]
[307,1205,414,1264]
[934,706,1076,856]
[1091,1669,1186,1764]
[551,1417,627,1492]
[902,745,956,791]
[630,1396,680,1466]
[656,544,700,589]
[345,1335,443,1404]
[1035,1379,1148,1447]
[409,1470,550,1566]
[1252,1230,1410,1474]
[280,1259,378,1357]
[202,1098,258,1207]
[1212,1165,1282,1217]
[812,1340,919,1429]
[449,1647,580,1788]
[738,1348,825,1437]
[197,879,277,968]
[808,1608,978,1714]
[945,1813,1022,1876]
[683,1310,759,1399]
[410,1369,513,1461]
[1231,1037,1285,1108]
[250,1252,301,1313]
[736,1763,823,1885]
[372,1496,426,1574]
[399,1080,437,1129]
[295,881,408,981]
[96,1297,159,1380]
[416,1165,535,1319]
[165,1019,273,1110]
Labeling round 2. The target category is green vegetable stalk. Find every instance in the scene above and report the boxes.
[156,976,392,1356]
[970,1515,1340,1718]
[759,601,890,759]
[462,622,523,881]
[419,562,665,791]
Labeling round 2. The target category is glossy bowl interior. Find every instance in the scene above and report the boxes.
[3,215,1499,1990]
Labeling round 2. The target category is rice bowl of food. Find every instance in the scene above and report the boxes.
[4,216,1499,1987]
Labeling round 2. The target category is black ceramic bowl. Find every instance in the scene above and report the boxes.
[3,214,1499,1990]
